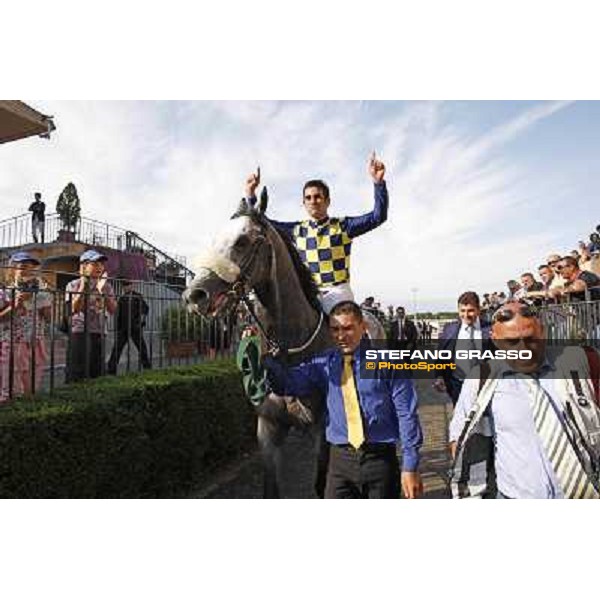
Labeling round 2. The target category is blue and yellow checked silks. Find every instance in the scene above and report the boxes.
[293,218,353,287]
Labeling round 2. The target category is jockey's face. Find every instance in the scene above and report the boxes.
[329,311,366,355]
[303,186,330,221]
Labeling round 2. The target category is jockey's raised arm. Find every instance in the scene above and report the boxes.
[244,167,297,236]
[344,151,389,237]
[343,179,388,238]
[243,154,389,313]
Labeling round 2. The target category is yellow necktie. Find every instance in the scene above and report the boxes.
[341,355,365,449]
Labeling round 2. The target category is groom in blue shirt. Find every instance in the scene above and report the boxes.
[265,300,423,499]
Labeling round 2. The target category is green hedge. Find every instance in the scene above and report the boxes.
[0,360,256,498]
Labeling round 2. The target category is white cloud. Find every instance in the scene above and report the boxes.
[0,100,579,311]
[357,101,576,310]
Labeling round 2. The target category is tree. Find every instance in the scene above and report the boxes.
[56,182,81,231]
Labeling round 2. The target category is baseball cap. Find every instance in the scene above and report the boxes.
[80,249,108,263]
[9,251,40,265]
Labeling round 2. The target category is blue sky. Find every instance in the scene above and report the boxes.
[1,100,598,312]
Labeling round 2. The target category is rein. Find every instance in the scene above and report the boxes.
[221,221,324,356]
[239,291,324,356]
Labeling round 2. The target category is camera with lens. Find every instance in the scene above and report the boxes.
[17,279,40,293]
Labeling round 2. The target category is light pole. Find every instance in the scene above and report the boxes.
[410,287,418,320]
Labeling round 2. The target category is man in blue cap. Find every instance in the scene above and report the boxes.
[65,249,116,382]
[0,252,51,400]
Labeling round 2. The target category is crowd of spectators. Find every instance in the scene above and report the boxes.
[359,296,435,347]
[480,223,600,319]
[0,248,236,402]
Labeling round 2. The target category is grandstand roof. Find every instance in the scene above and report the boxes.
[0,101,55,144]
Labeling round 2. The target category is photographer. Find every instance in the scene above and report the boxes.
[0,252,51,401]
[65,250,116,382]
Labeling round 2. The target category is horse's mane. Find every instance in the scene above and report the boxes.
[269,217,322,312]
[233,205,322,313]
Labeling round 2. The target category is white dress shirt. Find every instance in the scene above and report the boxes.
[456,317,483,350]
[454,318,483,378]
[449,362,564,499]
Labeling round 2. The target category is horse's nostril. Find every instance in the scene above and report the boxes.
[189,288,208,305]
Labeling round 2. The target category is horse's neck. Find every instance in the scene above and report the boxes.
[254,230,331,360]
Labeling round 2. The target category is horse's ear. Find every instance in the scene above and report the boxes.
[232,197,248,218]
[258,186,268,214]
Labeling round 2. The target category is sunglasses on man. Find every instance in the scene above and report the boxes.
[492,303,537,324]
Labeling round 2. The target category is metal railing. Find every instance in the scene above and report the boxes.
[4,269,596,403]
[124,230,195,287]
[0,212,192,282]
[538,299,600,344]
[0,269,241,403]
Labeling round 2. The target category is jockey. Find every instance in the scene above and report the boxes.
[245,153,388,314]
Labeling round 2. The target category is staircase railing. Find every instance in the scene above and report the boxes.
[0,212,193,283]
[124,231,195,287]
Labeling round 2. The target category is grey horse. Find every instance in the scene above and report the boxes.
[183,190,383,498]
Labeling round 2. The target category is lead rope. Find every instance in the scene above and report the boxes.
[240,293,281,354]
[240,292,324,357]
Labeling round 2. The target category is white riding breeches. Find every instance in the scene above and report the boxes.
[318,282,355,314]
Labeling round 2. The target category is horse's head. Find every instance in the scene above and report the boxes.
[184,189,271,316]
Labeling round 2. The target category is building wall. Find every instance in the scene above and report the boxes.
[0,241,150,289]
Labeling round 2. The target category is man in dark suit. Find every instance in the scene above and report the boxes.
[389,306,418,352]
[433,291,493,405]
